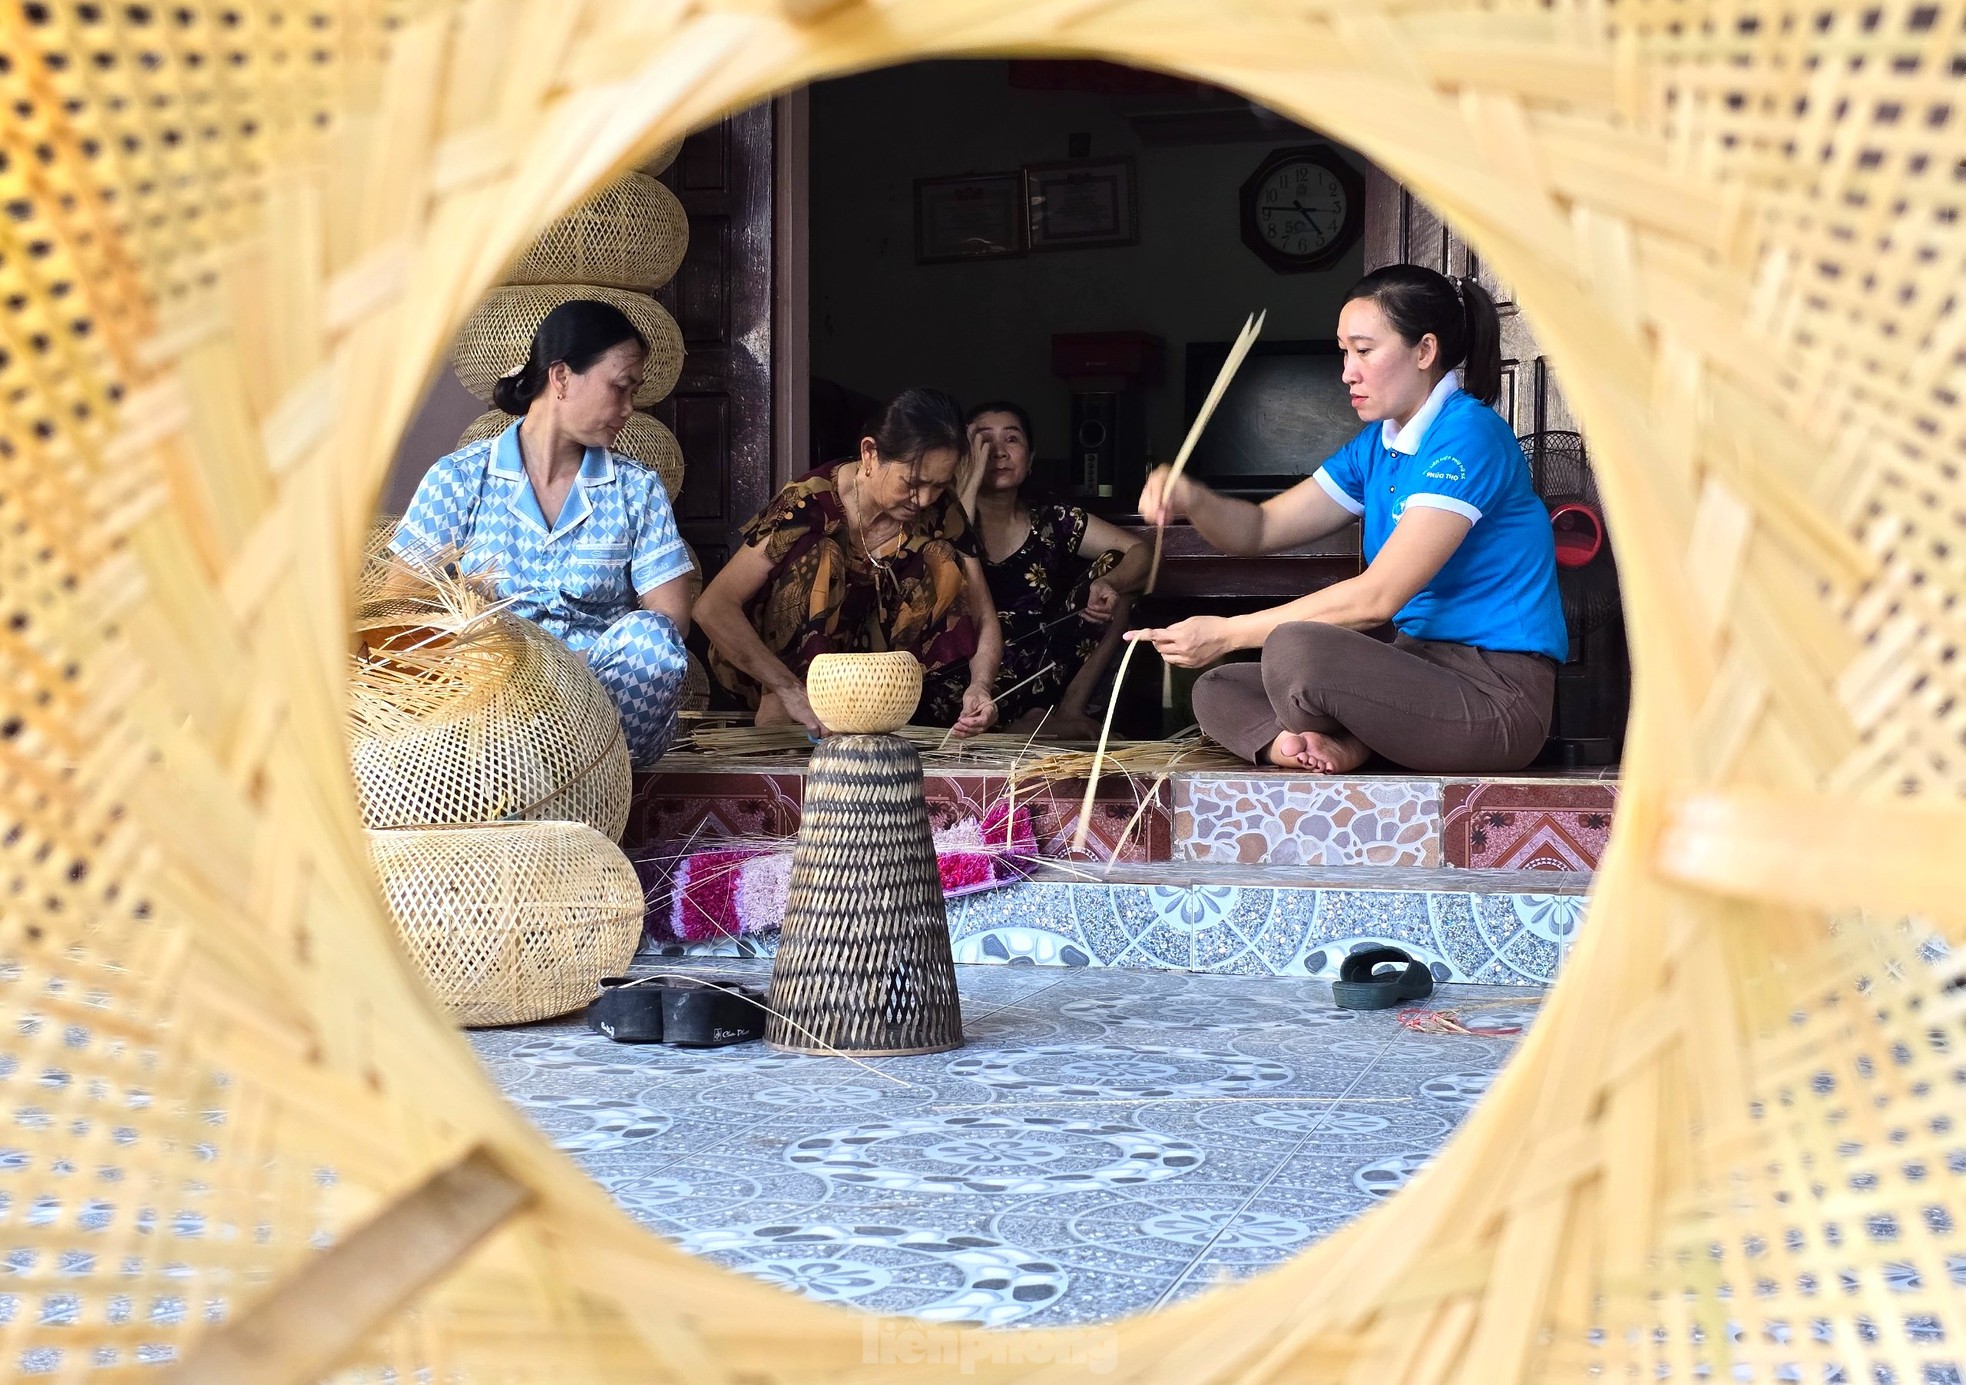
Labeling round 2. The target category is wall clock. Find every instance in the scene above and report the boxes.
[1240,144,1365,273]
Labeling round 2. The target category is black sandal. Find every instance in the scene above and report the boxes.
[658,974,768,1048]
[586,975,665,1043]
[586,973,769,1047]
[1330,946,1435,1011]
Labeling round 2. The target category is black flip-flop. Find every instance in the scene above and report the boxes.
[1330,946,1436,1011]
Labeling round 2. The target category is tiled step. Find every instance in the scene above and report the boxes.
[629,761,1620,872]
[649,859,1591,988]
[1176,772,1619,870]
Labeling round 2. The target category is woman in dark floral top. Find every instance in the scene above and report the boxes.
[963,402,1149,739]
[696,389,1002,735]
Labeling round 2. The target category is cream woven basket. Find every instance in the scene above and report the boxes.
[806,650,924,733]
[505,171,690,293]
[4,1,1964,1382]
[452,284,684,407]
[367,821,645,1027]
[350,608,633,840]
[457,407,685,500]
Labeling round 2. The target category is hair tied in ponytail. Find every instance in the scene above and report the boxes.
[487,299,645,418]
[1344,264,1503,408]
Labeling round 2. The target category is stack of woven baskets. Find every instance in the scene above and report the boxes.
[450,138,711,711]
[351,548,648,1027]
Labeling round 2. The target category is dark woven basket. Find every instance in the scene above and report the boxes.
[764,734,963,1056]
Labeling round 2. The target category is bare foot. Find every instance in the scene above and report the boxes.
[1265,730,1372,773]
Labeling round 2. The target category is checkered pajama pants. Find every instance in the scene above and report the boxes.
[586,610,689,770]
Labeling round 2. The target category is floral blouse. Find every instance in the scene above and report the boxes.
[708,464,982,722]
[982,502,1119,721]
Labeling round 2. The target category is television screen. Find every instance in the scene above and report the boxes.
[1182,340,1358,489]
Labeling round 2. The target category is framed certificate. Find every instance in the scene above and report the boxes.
[1025,158,1139,251]
[914,173,1027,263]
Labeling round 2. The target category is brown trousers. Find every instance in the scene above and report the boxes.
[1192,622,1556,772]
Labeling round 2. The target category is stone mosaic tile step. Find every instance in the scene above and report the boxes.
[1175,776,1441,867]
[653,870,1590,987]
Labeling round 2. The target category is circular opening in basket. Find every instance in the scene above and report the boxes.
[367,46,1634,1337]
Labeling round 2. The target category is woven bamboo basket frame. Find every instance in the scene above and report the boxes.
[457,406,685,500]
[367,821,646,1028]
[504,171,690,293]
[806,650,924,733]
[452,283,684,407]
[349,606,633,840]
[1,1,1961,1382]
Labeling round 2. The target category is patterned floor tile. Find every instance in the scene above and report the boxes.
[681,1217,1075,1325]
[470,963,1538,1328]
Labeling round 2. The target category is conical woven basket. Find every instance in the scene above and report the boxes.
[453,285,683,408]
[766,734,963,1056]
[367,821,645,1027]
[457,408,684,500]
[806,651,924,733]
[349,609,632,839]
[505,172,689,293]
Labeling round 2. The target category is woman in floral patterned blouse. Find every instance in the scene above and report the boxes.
[696,389,1002,736]
[963,402,1149,739]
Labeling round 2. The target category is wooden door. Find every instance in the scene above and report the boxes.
[654,103,777,573]
[1362,169,1574,439]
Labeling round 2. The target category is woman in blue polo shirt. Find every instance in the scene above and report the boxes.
[394,300,696,769]
[1127,265,1564,773]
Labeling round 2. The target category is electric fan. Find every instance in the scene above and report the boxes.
[1520,430,1630,767]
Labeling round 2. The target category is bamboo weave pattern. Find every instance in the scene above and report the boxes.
[765,734,964,1056]
[0,0,1962,1381]
[367,820,646,1027]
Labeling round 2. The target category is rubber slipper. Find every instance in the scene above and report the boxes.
[654,974,768,1048]
[1331,946,1433,1010]
[586,975,664,1043]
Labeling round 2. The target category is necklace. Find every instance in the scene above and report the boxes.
[843,468,903,614]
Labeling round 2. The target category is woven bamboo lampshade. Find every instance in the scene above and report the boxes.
[457,407,685,500]
[452,284,683,407]
[505,172,690,293]
[368,821,646,1027]
[349,607,633,840]
[766,732,964,1056]
[6,1,1966,1382]
[805,651,924,733]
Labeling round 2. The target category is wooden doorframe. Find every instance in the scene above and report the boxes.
[772,88,811,488]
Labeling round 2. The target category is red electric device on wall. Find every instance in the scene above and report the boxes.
[1051,331,1164,501]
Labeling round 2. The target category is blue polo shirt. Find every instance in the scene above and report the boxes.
[1311,375,1567,662]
